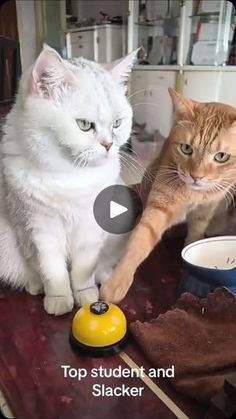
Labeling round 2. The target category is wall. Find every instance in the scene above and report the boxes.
[71,0,128,22]
[16,0,37,70]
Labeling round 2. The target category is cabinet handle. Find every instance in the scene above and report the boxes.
[78,35,83,39]
[149,91,152,96]
[79,45,84,49]
[184,79,188,85]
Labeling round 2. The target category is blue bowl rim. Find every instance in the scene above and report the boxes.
[181,236,236,272]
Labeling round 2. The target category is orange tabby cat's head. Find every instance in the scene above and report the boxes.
[168,88,236,193]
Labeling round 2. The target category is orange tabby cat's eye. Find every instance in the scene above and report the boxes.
[214,152,230,163]
[179,143,193,156]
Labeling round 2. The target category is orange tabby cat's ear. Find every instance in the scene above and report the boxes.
[168,88,196,118]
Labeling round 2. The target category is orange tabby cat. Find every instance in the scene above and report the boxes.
[100,88,236,303]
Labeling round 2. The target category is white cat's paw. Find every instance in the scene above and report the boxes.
[25,279,43,295]
[73,286,99,307]
[44,295,74,315]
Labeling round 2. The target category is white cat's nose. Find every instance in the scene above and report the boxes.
[100,141,113,152]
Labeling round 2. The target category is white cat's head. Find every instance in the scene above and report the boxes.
[20,45,137,167]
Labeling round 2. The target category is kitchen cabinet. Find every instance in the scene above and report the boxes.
[66,25,123,62]
[182,69,236,107]
[34,0,236,138]
[128,0,236,136]
[130,69,176,137]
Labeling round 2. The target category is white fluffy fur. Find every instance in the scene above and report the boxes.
[0,46,136,314]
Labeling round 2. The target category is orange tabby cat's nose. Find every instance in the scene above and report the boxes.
[190,172,204,182]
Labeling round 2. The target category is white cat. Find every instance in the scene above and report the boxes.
[0,45,136,315]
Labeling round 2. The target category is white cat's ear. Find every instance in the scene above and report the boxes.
[108,49,139,89]
[168,88,196,118]
[31,46,76,98]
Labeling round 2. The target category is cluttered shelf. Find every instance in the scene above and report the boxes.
[132,0,236,66]
[133,64,236,71]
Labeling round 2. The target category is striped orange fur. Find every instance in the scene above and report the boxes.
[100,88,236,303]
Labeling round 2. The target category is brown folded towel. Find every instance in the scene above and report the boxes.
[130,288,236,403]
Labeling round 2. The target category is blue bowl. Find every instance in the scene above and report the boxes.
[179,236,236,297]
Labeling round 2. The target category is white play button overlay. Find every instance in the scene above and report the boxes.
[110,201,128,219]
[93,185,143,234]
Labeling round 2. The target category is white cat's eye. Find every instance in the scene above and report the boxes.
[113,119,122,129]
[214,152,230,163]
[76,119,94,132]
[180,143,193,156]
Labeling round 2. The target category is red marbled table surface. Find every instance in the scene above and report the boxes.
[0,229,213,419]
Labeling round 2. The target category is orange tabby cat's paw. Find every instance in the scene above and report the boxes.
[100,277,131,304]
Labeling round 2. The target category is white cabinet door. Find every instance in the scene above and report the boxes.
[95,27,107,62]
[130,70,176,137]
[95,26,123,63]
[107,26,123,62]
[182,71,236,107]
[218,72,236,107]
[67,30,94,59]
[130,71,150,130]
[182,71,219,102]
[70,42,94,59]
[36,0,66,55]
[69,30,93,45]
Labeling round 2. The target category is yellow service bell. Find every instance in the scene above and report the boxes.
[70,301,128,357]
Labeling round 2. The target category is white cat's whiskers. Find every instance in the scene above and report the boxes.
[119,150,153,183]
[126,154,153,180]
[73,148,93,168]
[131,102,161,110]
[73,152,86,168]
[119,155,145,181]
[128,87,165,101]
